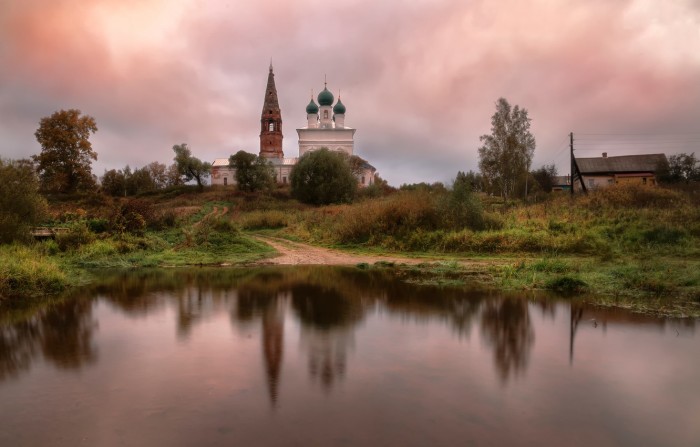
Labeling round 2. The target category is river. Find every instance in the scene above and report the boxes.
[0,266,698,446]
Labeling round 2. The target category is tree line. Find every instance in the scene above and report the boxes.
[3,105,700,244]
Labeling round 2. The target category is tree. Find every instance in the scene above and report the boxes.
[146,162,168,189]
[0,159,48,243]
[478,98,536,199]
[658,153,700,184]
[33,109,98,193]
[101,169,127,196]
[229,150,275,192]
[290,148,357,205]
[443,171,484,230]
[165,163,184,187]
[531,164,558,193]
[172,144,211,189]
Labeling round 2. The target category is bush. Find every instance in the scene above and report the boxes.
[55,222,95,251]
[110,199,156,235]
[545,275,587,293]
[87,218,109,233]
[442,171,485,230]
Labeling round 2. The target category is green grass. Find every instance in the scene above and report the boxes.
[0,244,70,298]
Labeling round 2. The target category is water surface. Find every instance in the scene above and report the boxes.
[0,267,698,446]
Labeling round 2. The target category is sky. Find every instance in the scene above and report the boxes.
[1,0,699,186]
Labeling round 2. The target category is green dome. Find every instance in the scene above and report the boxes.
[333,98,346,115]
[306,99,319,114]
[318,87,334,106]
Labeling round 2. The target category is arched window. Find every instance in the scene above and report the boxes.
[269,122,274,132]
[324,110,328,119]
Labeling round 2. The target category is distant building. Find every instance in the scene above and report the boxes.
[211,65,376,187]
[552,175,572,192]
[574,153,667,191]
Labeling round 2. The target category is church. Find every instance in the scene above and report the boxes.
[211,65,376,187]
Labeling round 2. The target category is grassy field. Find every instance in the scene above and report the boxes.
[1,183,699,316]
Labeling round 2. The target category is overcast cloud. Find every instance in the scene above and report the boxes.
[1,0,699,185]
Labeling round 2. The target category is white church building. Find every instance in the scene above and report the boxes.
[211,67,375,187]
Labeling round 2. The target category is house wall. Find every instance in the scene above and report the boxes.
[615,174,656,186]
[211,166,236,186]
[575,173,657,191]
[356,168,376,188]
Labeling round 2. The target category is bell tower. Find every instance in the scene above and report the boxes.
[260,64,283,159]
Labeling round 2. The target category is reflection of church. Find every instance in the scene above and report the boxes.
[212,65,376,187]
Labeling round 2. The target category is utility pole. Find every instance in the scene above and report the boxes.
[570,132,574,196]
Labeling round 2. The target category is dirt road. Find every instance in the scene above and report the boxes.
[253,236,432,266]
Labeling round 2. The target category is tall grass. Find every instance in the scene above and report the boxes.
[277,184,699,256]
[0,244,67,298]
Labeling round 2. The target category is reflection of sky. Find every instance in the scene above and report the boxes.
[0,286,698,446]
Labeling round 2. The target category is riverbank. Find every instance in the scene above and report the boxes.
[1,184,698,317]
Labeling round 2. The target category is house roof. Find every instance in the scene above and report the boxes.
[576,153,667,174]
[212,158,230,167]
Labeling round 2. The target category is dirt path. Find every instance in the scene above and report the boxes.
[253,236,435,266]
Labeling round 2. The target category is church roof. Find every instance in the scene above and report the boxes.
[306,98,319,114]
[318,86,334,106]
[333,98,346,114]
[262,66,281,114]
[212,158,230,167]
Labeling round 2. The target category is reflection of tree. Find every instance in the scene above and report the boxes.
[291,285,365,391]
[480,298,534,383]
[0,320,41,380]
[176,285,205,340]
[0,299,97,380]
[40,300,98,369]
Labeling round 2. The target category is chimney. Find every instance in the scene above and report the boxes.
[602,152,607,158]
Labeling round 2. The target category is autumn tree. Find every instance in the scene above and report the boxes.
[478,98,536,199]
[0,159,48,243]
[290,148,357,205]
[229,150,275,192]
[33,109,98,193]
[172,143,211,189]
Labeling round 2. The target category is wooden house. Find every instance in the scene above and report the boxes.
[574,153,667,191]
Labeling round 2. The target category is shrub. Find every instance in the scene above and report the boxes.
[55,222,95,251]
[110,199,155,234]
[545,275,587,293]
[87,218,109,233]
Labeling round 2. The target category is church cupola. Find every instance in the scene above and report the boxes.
[306,94,319,128]
[318,80,334,129]
[333,97,346,128]
[333,98,346,115]
[306,98,319,114]
[317,86,334,106]
[260,64,284,159]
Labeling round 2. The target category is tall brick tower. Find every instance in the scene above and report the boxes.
[260,64,283,159]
